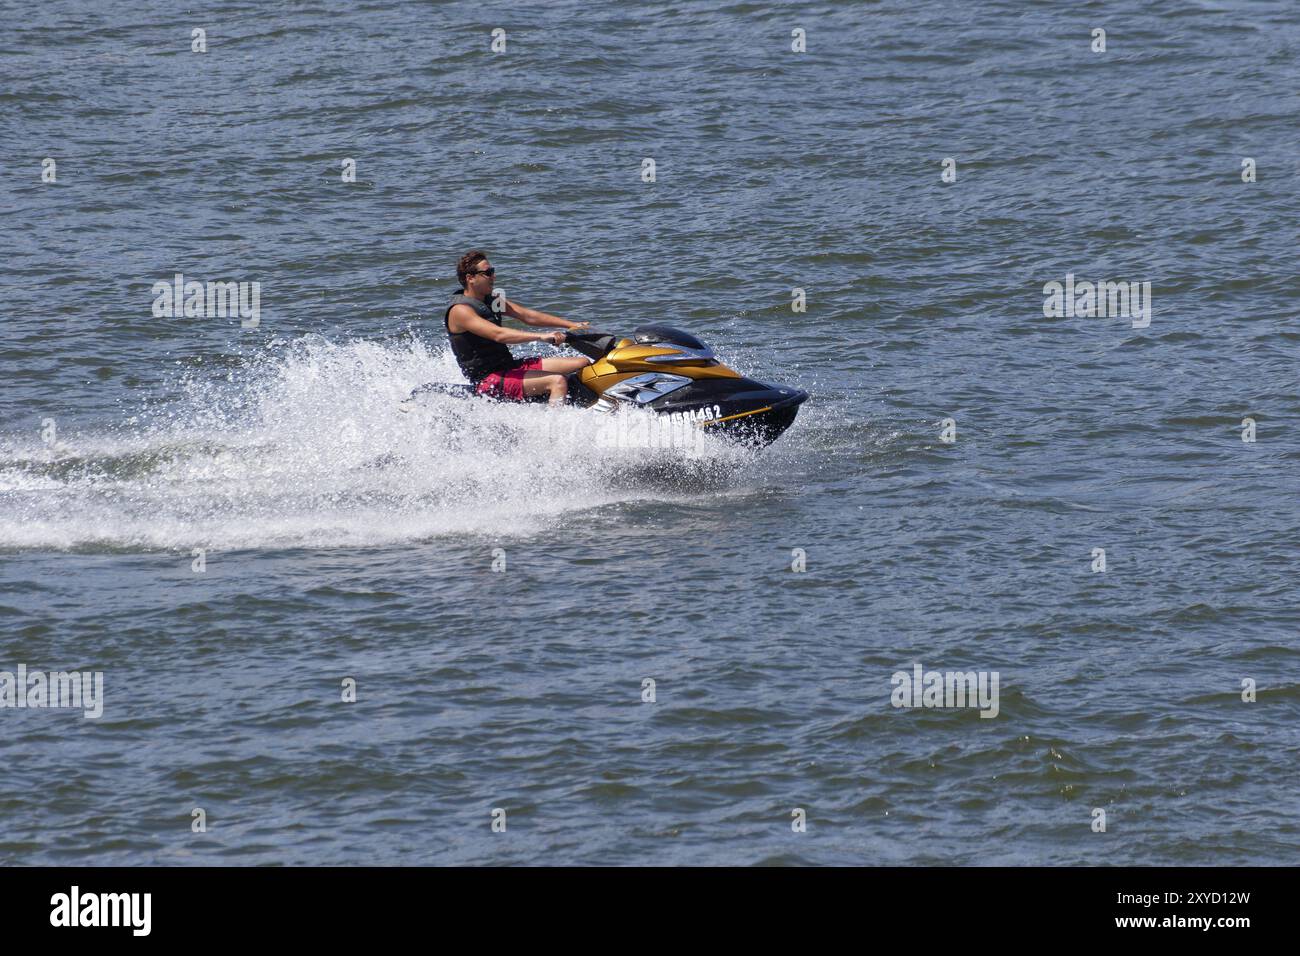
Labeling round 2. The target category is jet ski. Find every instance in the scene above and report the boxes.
[405,325,808,447]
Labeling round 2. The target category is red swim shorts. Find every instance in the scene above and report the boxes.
[475,357,544,402]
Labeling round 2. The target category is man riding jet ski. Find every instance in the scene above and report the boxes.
[444,249,592,405]
[412,250,808,447]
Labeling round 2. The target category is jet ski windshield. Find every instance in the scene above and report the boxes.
[632,325,709,351]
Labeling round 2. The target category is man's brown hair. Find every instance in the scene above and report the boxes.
[456,249,489,287]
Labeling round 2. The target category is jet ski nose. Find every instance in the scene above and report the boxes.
[765,385,809,409]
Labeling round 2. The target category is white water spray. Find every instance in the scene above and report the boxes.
[0,336,763,551]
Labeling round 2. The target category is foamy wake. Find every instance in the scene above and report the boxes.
[0,335,765,551]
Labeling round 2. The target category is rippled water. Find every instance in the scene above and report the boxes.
[2,0,1298,865]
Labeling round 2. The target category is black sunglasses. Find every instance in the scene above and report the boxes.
[470,267,496,277]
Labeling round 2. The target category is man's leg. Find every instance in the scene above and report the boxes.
[519,370,569,405]
[537,356,591,374]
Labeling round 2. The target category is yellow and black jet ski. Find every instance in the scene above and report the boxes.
[407,325,808,447]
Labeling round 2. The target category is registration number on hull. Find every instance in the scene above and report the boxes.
[664,404,722,426]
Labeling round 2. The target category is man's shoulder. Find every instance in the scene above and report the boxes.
[445,292,476,316]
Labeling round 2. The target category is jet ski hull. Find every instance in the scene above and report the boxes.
[641,379,809,447]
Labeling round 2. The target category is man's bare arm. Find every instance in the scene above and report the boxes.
[449,305,564,344]
[503,299,588,330]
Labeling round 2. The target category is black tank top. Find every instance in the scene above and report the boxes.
[444,291,516,384]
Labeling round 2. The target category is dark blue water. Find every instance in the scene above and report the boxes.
[2,0,1298,864]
